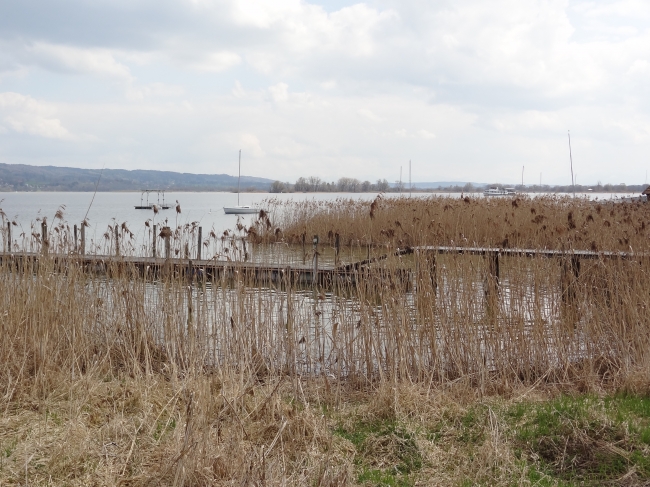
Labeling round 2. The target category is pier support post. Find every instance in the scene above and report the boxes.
[73,224,78,253]
[335,233,340,266]
[312,235,319,287]
[302,233,306,264]
[197,227,202,260]
[80,224,85,255]
[115,226,119,256]
[152,225,157,258]
[41,221,48,254]
[5,222,11,253]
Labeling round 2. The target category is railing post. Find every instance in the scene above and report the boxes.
[80,224,85,255]
[152,224,157,258]
[197,226,202,260]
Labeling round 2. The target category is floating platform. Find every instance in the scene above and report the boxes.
[135,189,172,210]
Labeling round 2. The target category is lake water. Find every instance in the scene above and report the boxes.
[0,190,639,376]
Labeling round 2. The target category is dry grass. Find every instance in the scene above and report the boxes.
[1,195,650,485]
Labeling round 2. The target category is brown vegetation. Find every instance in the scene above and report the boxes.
[253,194,650,253]
[1,195,650,484]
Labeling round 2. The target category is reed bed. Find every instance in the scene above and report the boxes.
[1,196,650,485]
[255,194,650,253]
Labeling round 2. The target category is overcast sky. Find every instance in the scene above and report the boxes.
[0,0,649,185]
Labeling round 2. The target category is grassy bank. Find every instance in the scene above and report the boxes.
[2,375,650,485]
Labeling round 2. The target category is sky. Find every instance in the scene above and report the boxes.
[0,0,649,185]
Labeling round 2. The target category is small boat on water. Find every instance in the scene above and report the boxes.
[483,187,516,196]
[223,150,262,215]
[223,205,259,215]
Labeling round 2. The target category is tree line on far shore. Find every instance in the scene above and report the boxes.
[270,177,392,193]
[270,177,648,194]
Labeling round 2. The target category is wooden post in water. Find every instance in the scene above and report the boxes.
[41,221,48,254]
[152,224,157,258]
[302,233,306,264]
[114,226,119,256]
[73,224,78,253]
[80,224,85,255]
[334,233,340,266]
[312,235,319,287]
[196,227,202,260]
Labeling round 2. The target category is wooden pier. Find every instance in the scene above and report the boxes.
[0,251,411,289]
[0,244,643,290]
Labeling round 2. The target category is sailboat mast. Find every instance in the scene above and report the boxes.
[568,131,575,198]
[238,149,241,206]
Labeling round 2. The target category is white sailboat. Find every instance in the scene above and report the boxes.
[223,150,260,215]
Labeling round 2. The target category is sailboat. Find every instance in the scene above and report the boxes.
[223,150,260,215]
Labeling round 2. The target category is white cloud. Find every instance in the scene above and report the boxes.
[357,108,383,123]
[126,83,185,101]
[0,92,72,139]
[268,83,289,103]
[239,132,265,157]
[27,43,132,80]
[186,51,241,72]
[232,80,246,98]
[417,129,436,139]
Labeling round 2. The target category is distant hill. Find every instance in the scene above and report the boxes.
[0,163,273,192]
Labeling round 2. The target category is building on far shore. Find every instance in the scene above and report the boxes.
[643,186,650,201]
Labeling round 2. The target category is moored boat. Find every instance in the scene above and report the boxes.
[483,187,516,196]
[223,150,263,215]
[223,206,259,215]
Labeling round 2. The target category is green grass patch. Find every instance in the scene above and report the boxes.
[334,418,422,485]
[509,394,650,484]
[153,417,176,441]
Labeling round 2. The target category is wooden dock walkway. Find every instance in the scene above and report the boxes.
[0,245,643,290]
[0,251,410,288]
